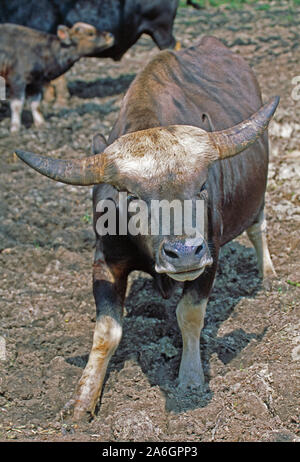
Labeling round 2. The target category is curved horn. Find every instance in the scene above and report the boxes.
[209,96,280,159]
[14,149,115,186]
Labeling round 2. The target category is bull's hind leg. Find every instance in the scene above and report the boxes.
[246,209,277,284]
[63,250,128,421]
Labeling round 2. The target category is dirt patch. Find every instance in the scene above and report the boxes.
[0,2,299,442]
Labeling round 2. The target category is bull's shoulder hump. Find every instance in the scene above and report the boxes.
[182,36,249,65]
[181,36,257,84]
[197,35,228,50]
[137,37,239,77]
[129,49,182,89]
[142,49,180,71]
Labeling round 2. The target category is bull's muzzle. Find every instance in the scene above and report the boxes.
[155,237,213,282]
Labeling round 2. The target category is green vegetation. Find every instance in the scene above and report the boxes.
[180,0,300,8]
[287,279,300,288]
[81,213,92,224]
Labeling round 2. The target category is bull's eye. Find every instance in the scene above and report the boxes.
[127,193,139,203]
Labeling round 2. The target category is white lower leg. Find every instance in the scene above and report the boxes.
[30,95,45,127]
[247,212,276,279]
[70,315,122,420]
[176,293,208,388]
[10,97,24,132]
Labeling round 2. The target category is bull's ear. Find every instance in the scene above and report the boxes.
[91,133,108,155]
[57,25,72,46]
[209,96,280,160]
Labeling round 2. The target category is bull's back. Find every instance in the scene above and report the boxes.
[113,36,262,133]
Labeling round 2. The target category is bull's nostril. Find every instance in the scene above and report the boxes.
[164,248,179,259]
[195,243,204,255]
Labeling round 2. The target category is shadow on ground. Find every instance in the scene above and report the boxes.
[66,240,267,416]
[68,74,135,99]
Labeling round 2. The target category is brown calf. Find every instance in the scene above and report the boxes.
[0,23,113,132]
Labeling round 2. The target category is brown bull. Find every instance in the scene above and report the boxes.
[15,37,279,421]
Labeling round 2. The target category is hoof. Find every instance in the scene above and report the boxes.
[60,397,94,423]
[177,381,204,391]
[10,125,20,133]
[262,277,273,291]
[60,398,76,422]
[176,373,204,391]
[262,272,277,291]
[33,119,45,129]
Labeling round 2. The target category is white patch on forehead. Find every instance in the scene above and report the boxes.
[104,126,217,180]
[116,155,158,179]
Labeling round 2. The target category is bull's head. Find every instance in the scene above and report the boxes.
[15,96,279,282]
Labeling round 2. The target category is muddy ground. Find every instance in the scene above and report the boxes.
[0,1,299,442]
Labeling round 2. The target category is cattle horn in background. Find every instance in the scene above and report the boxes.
[15,96,279,185]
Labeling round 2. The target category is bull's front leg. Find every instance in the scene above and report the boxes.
[176,264,217,390]
[63,254,128,421]
[176,293,208,388]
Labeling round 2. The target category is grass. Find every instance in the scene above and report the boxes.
[287,279,300,288]
[81,213,92,224]
[180,0,300,8]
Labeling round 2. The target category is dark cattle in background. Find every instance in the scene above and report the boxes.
[0,0,180,60]
[15,37,279,421]
[186,0,202,9]
[0,0,180,104]
[0,23,113,132]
